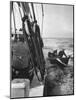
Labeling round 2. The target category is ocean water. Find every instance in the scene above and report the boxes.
[43,38,73,65]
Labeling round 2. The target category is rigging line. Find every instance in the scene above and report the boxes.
[41,4,44,35]
[31,3,36,21]
[13,3,17,34]
[42,4,44,17]
[35,5,39,23]
[22,2,30,16]
[29,10,33,21]
[21,3,26,16]
[29,3,33,21]
[10,2,13,32]
[10,2,13,15]
[18,3,22,19]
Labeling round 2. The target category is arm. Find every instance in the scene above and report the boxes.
[63,51,67,58]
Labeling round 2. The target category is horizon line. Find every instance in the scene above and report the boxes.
[42,37,73,39]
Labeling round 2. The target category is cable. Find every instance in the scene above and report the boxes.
[18,3,22,19]
[13,3,17,34]
[41,4,44,35]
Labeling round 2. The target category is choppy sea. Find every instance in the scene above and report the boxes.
[43,38,74,65]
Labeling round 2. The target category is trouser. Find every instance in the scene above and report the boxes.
[43,75,57,96]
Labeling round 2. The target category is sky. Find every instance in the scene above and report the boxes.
[11,2,73,38]
[42,4,73,38]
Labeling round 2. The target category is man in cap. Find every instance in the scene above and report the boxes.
[58,49,67,58]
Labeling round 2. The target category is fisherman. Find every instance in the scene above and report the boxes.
[58,49,67,58]
[53,49,57,57]
[48,50,57,58]
[33,20,45,65]
[22,15,44,60]
[22,14,45,80]
[33,20,44,48]
[43,66,62,96]
[22,15,37,63]
[48,52,53,57]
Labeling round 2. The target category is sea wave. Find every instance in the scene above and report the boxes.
[43,38,73,58]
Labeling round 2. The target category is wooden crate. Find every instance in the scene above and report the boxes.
[11,79,30,98]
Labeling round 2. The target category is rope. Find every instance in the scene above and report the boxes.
[18,3,22,19]
[29,3,33,21]
[21,3,26,16]
[35,5,39,23]
[31,3,36,21]
[41,4,44,35]
[13,3,17,34]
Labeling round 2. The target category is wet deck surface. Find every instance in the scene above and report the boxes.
[29,85,43,97]
[29,71,44,96]
[29,58,73,97]
[11,57,73,98]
